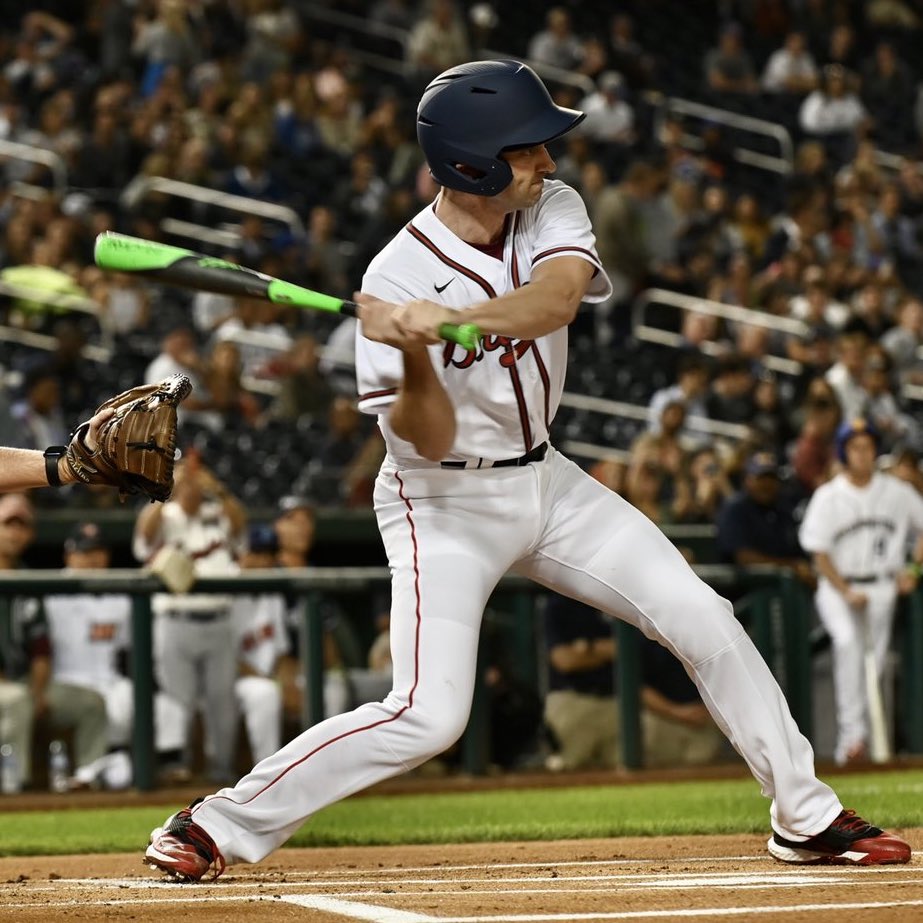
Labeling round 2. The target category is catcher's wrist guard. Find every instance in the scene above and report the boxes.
[43,445,67,487]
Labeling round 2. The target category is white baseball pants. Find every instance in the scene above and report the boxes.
[235,676,282,764]
[193,448,841,864]
[814,579,897,764]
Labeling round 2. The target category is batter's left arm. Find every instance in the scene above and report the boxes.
[367,257,595,344]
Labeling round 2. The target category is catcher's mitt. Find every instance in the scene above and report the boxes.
[64,374,192,502]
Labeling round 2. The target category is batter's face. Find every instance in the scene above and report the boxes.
[498,144,556,208]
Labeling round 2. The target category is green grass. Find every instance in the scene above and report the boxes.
[1,770,922,856]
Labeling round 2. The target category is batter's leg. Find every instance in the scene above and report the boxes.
[188,465,531,864]
[517,451,842,839]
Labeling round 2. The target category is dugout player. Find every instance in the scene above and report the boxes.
[145,60,909,881]
[799,418,923,765]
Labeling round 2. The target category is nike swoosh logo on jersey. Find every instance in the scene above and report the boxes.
[434,279,454,294]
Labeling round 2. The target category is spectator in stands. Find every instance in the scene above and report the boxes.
[727,193,771,262]
[826,328,871,421]
[799,65,868,164]
[819,23,860,73]
[527,7,583,72]
[311,396,375,503]
[872,183,922,272]
[608,13,654,90]
[706,353,756,426]
[716,452,813,583]
[625,441,683,527]
[578,72,635,147]
[862,347,918,452]
[862,41,914,151]
[239,0,301,84]
[762,31,819,95]
[761,185,831,269]
[789,265,849,330]
[144,325,214,424]
[132,0,199,95]
[882,296,923,385]
[11,364,68,452]
[543,594,619,771]
[213,296,292,379]
[331,151,390,243]
[269,335,335,423]
[674,445,734,525]
[790,377,842,495]
[704,22,758,95]
[45,522,188,789]
[632,400,688,484]
[405,0,470,82]
[94,271,151,338]
[0,494,108,791]
[203,340,261,428]
[648,353,711,437]
[639,635,724,768]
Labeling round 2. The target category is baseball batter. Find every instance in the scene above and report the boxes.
[799,419,923,765]
[145,61,909,881]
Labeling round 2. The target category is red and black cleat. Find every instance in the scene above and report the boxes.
[144,806,226,882]
[768,809,911,865]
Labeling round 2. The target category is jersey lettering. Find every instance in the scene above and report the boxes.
[442,336,536,370]
[89,622,119,643]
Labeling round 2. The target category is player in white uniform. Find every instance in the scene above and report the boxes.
[145,61,909,881]
[45,522,188,788]
[799,419,923,765]
[230,525,292,764]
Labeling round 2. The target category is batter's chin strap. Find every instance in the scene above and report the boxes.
[43,445,67,487]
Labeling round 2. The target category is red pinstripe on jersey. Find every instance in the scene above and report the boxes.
[532,245,600,265]
[359,387,398,403]
[195,471,424,810]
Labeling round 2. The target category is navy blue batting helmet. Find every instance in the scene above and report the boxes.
[416,60,584,197]
[835,417,880,463]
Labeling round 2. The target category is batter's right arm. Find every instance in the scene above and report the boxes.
[389,349,456,461]
[813,551,868,608]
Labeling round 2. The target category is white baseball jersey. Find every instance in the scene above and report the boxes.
[132,500,242,614]
[44,593,130,692]
[356,180,612,465]
[799,472,923,576]
[231,594,289,677]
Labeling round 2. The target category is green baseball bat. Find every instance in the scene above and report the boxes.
[93,232,481,351]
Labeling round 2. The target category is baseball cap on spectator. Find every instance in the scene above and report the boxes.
[248,523,279,554]
[277,495,314,516]
[0,494,34,526]
[745,452,779,478]
[65,521,106,553]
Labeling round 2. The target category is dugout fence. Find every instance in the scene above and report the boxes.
[0,566,921,790]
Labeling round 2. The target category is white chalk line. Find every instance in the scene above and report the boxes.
[281,896,923,922]
[45,865,921,892]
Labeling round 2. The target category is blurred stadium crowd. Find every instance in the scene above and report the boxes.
[4,0,923,783]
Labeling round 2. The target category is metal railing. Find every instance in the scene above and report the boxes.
[0,138,68,193]
[0,323,111,364]
[632,287,806,377]
[119,176,306,247]
[2,563,901,787]
[645,92,794,175]
[559,389,751,441]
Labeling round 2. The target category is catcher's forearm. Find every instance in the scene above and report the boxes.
[0,447,76,490]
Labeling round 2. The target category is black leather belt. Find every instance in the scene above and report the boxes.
[842,574,894,584]
[164,610,228,622]
[441,442,548,470]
